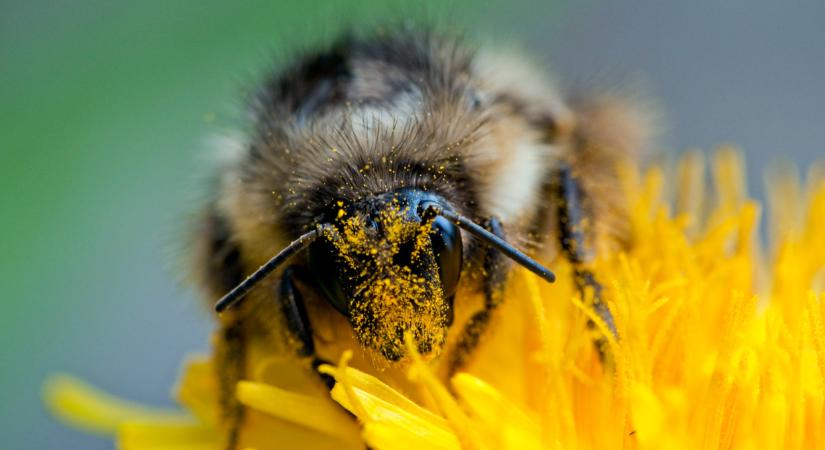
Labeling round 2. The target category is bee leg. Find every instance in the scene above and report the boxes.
[214,320,247,450]
[448,217,507,376]
[554,165,617,349]
[279,266,335,389]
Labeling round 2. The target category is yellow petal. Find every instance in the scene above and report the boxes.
[236,380,361,445]
[174,355,221,426]
[43,374,190,436]
[451,373,542,450]
[323,365,460,450]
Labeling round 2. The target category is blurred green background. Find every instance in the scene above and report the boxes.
[1,1,823,448]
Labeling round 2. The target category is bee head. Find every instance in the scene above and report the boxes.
[307,189,462,361]
[214,185,554,363]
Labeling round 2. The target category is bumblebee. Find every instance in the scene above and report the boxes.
[190,26,653,448]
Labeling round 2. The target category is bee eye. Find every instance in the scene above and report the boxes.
[307,238,350,314]
[430,216,463,297]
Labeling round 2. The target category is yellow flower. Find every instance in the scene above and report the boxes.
[44,149,825,449]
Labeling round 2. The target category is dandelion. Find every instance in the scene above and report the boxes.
[45,149,825,449]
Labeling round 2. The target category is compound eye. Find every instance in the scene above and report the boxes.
[429,216,463,297]
[307,238,350,314]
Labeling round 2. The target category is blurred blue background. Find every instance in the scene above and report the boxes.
[1,1,823,448]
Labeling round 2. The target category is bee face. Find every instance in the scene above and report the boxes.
[306,189,462,360]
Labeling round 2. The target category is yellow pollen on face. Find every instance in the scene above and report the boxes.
[323,202,448,360]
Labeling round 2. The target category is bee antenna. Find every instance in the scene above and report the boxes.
[422,203,556,284]
[214,225,329,313]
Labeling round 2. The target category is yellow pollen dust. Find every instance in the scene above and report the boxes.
[323,201,448,361]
